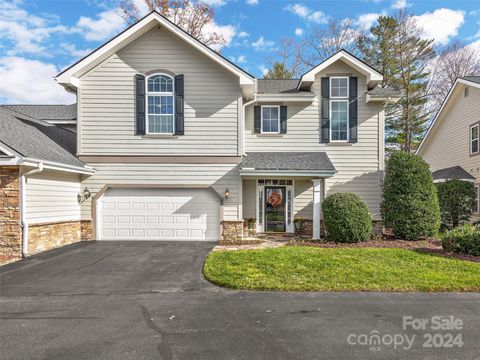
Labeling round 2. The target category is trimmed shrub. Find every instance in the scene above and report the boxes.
[381,151,440,240]
[437,179,476,228]
[322,192,372,243]
[441,224,480,256]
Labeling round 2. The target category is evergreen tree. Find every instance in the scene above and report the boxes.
[263,62,293,79]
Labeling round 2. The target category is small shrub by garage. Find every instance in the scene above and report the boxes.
[381,151,440,240]
[322,193,372,243]
[441,224,480,256]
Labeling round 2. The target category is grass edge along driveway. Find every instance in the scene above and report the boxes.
[203,247,480,292]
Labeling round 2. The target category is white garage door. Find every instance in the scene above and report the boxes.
[98,188,220,241]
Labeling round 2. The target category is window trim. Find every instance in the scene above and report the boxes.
[145,73,175,135]
[329,99,349,142]
[470,123,479,155]
[330,76,349,99]
[260,105,280,134]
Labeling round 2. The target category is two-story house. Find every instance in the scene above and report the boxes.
[0,12,398,256]
[416,76,480,222]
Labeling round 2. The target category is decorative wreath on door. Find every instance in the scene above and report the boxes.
[267,191,283,208]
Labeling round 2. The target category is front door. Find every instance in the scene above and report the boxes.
[265,186,286,232]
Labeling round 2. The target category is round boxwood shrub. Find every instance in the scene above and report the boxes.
[441,224,480,256]
[381,151,440,240]
[322,192,372,243]
[437,179,476,228]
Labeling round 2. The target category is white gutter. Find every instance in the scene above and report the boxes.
[242,95,257,156]
[21,158,95,175]
[20,162,44,257]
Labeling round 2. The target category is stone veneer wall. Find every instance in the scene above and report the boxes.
[0,166,21,258]
[221,220,244,243]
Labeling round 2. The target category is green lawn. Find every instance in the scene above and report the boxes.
[203,247,480,292]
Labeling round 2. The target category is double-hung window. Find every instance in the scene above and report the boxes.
[146,74,174,134]
[261,106,280,134]
[330,77,349,142]
[471,124,479,155]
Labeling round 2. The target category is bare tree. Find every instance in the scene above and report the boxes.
[427,40,480,115]
[265,37,303,78]
[299,18,363,67]
[119,0,226,48]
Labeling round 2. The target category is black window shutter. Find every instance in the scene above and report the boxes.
[135,74,146,135]
[174,74,184,135]
[254,106,261,133]
[280,106,287,134]
[349,76,358,143]
[320,77,330,143]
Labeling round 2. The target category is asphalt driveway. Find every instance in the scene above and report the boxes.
[1,241,479,360]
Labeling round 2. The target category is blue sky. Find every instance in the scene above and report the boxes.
[1,0,479,104]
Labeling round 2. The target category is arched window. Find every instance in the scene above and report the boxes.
[146,74,174,134]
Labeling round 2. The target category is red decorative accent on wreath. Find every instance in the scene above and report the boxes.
[267,191,283,208]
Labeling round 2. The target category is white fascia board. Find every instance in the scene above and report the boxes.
[56,12,253,88]
[240,170,336,177]
[256,94,315,103]
[298,50,383,87]
[366,94,401,104]
[416,78,480,155]
[22,158,95,175]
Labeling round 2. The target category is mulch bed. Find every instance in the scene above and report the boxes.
[288,238,480,263]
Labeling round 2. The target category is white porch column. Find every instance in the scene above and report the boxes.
[312,179,321,240]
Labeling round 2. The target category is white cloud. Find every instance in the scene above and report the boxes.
[202,22,236,50]
[238,31,249,38]
[246,0,259,5]
[357,13,382,30]
[295,27,304,36]
[76,9,126,42]
[230,55,247,63]
[0,0,73,56]
[414,8,465,45]
[391,0,410,10]
[468,38,480,52]
[259,65,268,76]
[286,4,328,24]
[252,36,276,51]
[0,56,75,104]
[59,43,92,58]
[200,0,227,6]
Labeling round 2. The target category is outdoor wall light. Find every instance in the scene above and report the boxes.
[77,187,91,204]
[224,188,230,199]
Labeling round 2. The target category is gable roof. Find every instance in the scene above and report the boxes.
[297,49,383,90]
[416,76,480,155]
[432,166,475,182]
[0,107,91,173]
[1,104,76,122]
[56,11,254,89]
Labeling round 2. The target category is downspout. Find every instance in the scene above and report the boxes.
[242,95,257,156]
[20,162,44,257]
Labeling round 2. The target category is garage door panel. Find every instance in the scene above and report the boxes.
[99,188,220,241]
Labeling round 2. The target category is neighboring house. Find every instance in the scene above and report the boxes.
[0,107,93,258]
[416,76,480,222]
[2,104,77,132]
[0,11,398,256]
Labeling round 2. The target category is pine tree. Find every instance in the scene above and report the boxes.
[263,62,294,79]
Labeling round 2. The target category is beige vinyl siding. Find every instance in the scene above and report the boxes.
[242,179,256,219]
[26,170,81,224]
[245,62,384,218]
[80,163,240,222]
[419,85,480,221]
[79,27,240,156]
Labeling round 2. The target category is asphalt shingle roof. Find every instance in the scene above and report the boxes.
[240,152,335,172]
[460,76,480,84]
[257,79,302,94]
[0,107,85,168]
[432,166,475,181]
[1,104,77,121]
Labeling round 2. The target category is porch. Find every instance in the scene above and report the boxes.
[239,152,336,241]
